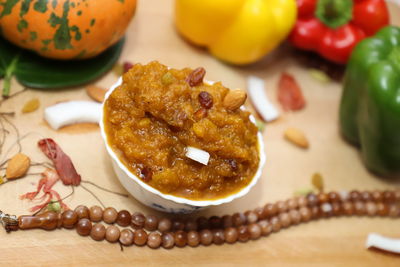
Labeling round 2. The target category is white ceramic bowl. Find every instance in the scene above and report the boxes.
[100,78,266,213]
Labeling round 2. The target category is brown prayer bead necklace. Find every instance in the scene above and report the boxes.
[1,190,399,249]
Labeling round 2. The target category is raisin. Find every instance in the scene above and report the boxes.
[140,167,153,182]
[186,67,206,87]
[193,108,208,120]
[227,159,238,171]
[198,91,213,109]
[123,61,134,73]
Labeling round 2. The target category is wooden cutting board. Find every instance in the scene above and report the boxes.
[1,1,399,266]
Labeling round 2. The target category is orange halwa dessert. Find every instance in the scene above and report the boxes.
[104,61,259,200]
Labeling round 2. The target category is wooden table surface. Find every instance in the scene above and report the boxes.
[1,1,400,266]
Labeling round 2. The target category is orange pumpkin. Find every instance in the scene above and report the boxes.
[0,0,137,59]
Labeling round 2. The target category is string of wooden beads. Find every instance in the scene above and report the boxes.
[14,190,400,249]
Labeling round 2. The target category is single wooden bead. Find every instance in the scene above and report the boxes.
[158,218,172,233]
[89,206,103,222]
[147,232,161,249]
[354,201,366,215]
[310,206,321,219]
[306,193,318,206]
[197,216,210,230]
[349,190,361,201]
[209,216,222,229]
[175,230,188,247]
[263,203,278,217]
[131,212,145,229]
[116,210,131,227]
[76,218,92,236]
[62,210,78,229]
[299,207,312,222]
[105,225,120,243]
[278,212,291,228]
[187,231,200,247]
[317,193,329,204]
[184,219,198,232]
[254,207,265,220]
[377,202,389,216]
[145,215,158,231]
[372,190,383,202]
[200,229,213,246]
[119,229,134,246]
[276,201,288,213]
[297,196,308,207]
[74,205,89,219]
[289,209,301,225]
[338,191,350,201]
[162,232,175,249]
[245,211,258,224]
[212,229,225,245]
[103,207,118,224]
[237,225,250,242]
[90,223,106,241]
[361,191,372,202]
[258,220,272,236]
[320,203,333,217]
[222,215,233,228]
[232,212,246,227]
[342,201,354,216]
[383,191,395,203]
[331,202,342,216]
[389,204,400,217]
[134,229,148,246]
[287,198,299,210]
[366,202,377,216]
[224,227,238,243]
[270,216,281,232]
[248,223,261,240]
[328,192,340,203]
[394,190,400,201]
[171,218,185,231]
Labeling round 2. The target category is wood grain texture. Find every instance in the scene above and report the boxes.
[0,1,399,266]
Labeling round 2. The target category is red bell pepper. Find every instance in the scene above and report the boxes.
[290,0,389,64]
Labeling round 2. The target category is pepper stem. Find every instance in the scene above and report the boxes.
[388,46,400,73]
[315,0,353,29]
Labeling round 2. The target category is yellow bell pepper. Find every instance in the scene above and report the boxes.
[175,0,297,65]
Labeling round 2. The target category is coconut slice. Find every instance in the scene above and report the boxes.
[366,233,400,254]
[185,146,210,165]
[44,101,102,130]
[247,76,279,122]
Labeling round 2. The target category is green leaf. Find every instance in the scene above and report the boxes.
[0,36,124,96]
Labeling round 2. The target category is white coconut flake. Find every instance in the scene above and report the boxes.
[185,146,210,165]
[44,101,102,130]
[366,233,400,254]
[247,76,279,122]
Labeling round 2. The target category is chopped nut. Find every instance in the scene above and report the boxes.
[311,173,324,192]
[223,89,247,111]
[22,98,40,113]
[194,108,208,120]
[86,85,107,103]
[6,153,30,179]
[186,67,206,87]
[284,127,309,149]
[161,72,175,85]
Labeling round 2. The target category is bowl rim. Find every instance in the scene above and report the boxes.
[100,77,266,207]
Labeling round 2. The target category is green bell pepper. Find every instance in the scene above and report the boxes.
[340,26,400,177]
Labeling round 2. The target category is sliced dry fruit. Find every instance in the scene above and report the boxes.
[185,146,210,165]
[86,85,108,103]
[161,71,175,85]
[6,153,31,179]
[22,98,40,113]
[309,69,331,83]
[284,127,309,149]
[248,76,279,122]
[311,172,324,192]
[223,89,247,111]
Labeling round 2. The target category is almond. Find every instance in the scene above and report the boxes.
[284,127,309,149]
[6,153,30,179]
[22,98,40,113]
[223,89,247,111]
[86,85,107,103]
